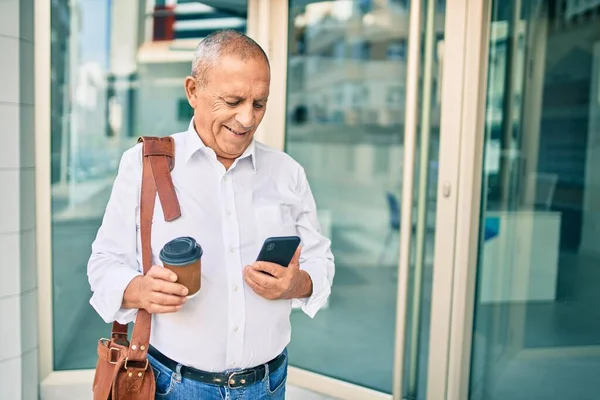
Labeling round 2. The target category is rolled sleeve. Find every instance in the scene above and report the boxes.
[87,144,143,324]
[293,167,335,318]
[292,260,333,318]
[90,267,141,324]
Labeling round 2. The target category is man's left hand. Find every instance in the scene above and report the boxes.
[244,246,313,300]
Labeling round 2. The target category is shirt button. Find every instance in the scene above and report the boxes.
[234,326,239,332]
[226,210,232,216]
[229,247,235,253]
[233,285,238,292]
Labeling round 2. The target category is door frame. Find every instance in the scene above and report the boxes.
[425,0,492,399]
[427,0,491,400]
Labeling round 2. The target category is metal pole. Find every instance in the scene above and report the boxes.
[392,0,423,398]
[408,0,437,396]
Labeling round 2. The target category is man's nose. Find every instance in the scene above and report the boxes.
[235,104,255,129]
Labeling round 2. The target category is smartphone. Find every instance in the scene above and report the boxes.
[256,236,301,267]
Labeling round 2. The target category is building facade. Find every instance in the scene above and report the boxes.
[1,0,600,399]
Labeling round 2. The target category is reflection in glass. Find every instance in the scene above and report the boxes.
[285,0,444,394]
[50,0,247,370]
[471,1,600,399]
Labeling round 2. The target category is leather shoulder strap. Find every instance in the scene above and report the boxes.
[110,136,181,359]
[137,136,181,222]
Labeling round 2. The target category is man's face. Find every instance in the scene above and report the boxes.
[185,55,270,166]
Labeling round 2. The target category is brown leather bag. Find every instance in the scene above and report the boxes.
[92,136,181,399]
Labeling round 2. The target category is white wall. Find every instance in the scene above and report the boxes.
[0,0,39,399]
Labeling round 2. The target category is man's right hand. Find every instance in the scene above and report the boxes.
[122,266,188,314]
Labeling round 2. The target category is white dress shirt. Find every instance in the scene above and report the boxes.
[87,120,334,372]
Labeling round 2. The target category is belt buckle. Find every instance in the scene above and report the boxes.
[227,369,256,389]
[227,371,243,389]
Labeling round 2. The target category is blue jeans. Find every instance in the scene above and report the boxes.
[148,350,288,399]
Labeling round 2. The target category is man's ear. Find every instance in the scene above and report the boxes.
[184,76,198,108]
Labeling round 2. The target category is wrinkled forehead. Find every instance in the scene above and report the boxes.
[207,56,270,98]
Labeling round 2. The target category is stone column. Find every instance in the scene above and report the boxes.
[0,0,38,399]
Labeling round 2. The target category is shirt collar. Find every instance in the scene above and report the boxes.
[183,118,257,173]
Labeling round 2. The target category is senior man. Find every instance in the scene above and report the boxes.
[87,30,334,399]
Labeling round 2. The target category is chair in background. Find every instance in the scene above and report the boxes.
[483,216,500,241]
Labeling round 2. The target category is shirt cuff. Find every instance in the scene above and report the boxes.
[114,307,139,325]
[292,261,332,318]
[89,268,142,324]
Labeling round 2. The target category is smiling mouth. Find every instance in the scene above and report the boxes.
[224,125,249,136]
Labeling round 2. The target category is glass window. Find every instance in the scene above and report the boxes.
[470,1,600,398]
[50,0,247,371]
[285,0,445,394]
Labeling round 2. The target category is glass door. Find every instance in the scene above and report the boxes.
[469,1,600,399]
[284,0,415,392]
[282,0,461,399]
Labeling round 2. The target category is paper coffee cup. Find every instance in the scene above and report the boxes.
[159,237,203,298]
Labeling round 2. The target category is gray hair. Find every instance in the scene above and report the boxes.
[191,30,270,88]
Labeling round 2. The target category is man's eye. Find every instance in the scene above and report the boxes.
[226,101,241,107]
[254,103,265,109]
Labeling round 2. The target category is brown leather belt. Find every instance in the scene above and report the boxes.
[148,345,286,389]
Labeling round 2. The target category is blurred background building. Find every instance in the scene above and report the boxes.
[1,0,600,399]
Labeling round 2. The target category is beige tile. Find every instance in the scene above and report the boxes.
[287,385,339,399]
[0,229,35,297]
[0,103,34,169]
[19,229,37,293]
[40,370,95,400]
[0,296,22,360]
[0,35,20,104]
[0,356,22,400]
[0,0,32,43]
[0,0,19,39]
[19,40,34,105]
[0,170,21,233]
[20,289,38,353]
[19,105,35,167]
[21,349,38,400]
[0,169,35,233]
[0,103,20,167]
[18,0,34,43]
[18,169,36,232]
[0,232,21,297]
